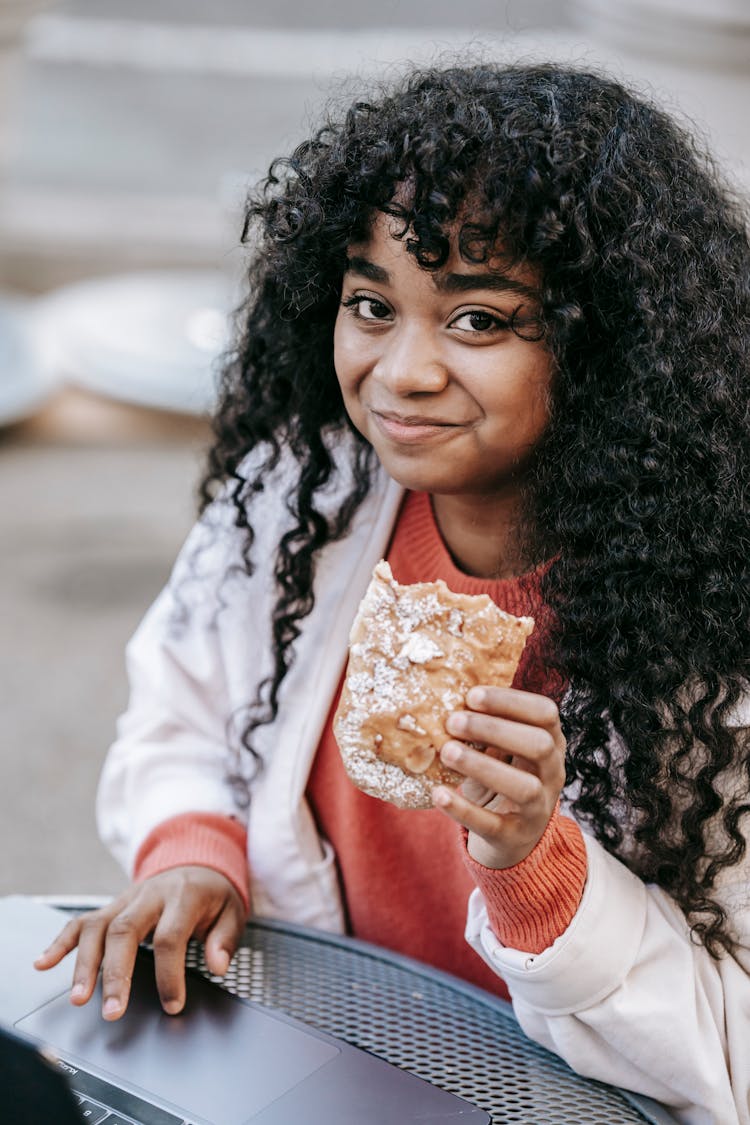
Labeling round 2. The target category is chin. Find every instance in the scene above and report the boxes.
[377,459,465,495]
[359,426,473,493]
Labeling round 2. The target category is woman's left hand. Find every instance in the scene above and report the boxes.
[433,685,567,869]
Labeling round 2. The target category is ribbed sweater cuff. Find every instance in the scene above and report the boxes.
[462,807,587,954]
[133,812,250,915]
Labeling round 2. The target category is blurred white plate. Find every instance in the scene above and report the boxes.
[32,270,236,415]
[0,296,60,427]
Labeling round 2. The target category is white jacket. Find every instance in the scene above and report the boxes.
[98,440,750,1125]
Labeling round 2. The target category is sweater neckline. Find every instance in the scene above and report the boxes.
[391,491,549,616]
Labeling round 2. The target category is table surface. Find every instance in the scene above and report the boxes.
[181,916,677,1125]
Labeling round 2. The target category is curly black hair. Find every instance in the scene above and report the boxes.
[197,61,750,954]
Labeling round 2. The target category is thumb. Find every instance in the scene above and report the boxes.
[204,898,244,976]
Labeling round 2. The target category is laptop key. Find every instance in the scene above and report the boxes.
[76,1100,109,1124]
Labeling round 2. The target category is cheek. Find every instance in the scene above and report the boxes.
[514,349,553,417]
[481,351,553,437]
[333,320,360,394]
[333,326,370,429]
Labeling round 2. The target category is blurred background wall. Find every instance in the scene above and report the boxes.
[1,0,748,897]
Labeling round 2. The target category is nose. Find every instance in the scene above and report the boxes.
[371,322,449,396]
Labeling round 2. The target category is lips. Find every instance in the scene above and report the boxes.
[372,409,458,427]
[370,408,467,444]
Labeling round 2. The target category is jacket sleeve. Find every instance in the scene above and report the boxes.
[95,485,276,878]
[465,816,750,1125]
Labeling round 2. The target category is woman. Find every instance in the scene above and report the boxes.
[38,62,750,1122]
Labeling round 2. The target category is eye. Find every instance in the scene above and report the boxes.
[341,295,392,321]
[451,309,509,334]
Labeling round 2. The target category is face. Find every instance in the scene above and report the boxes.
[333,213,554,505]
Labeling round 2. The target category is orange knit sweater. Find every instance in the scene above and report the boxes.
[135,491,587,1001]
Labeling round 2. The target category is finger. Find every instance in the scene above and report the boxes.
[432,783,525,844]
[69,911,120,1006]
[150,895,202,1016]
[466,686,561,730]
[34,916,85,970]
[441,740,543,806]
[101,896,163,1020]
[446,711,560,772]
[204,896,245,977]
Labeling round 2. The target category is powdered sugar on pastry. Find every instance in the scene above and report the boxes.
[333,560,535,809]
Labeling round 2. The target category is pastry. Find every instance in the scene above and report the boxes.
[333,560,535,809]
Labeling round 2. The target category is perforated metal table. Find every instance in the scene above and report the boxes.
[182,918,677,1125]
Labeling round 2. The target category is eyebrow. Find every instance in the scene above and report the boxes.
[344,255,539,301]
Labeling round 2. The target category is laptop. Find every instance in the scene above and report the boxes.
[0,896,490,1124]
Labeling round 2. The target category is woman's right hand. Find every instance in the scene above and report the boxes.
[34,866,247,1020]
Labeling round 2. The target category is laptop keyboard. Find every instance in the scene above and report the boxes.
[56,1057,188,1125]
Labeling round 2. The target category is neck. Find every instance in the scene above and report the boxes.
[430,492,533,580]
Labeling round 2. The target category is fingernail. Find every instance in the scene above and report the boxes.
[103,998,121,1019]
[441,741,461,765]
[432,786,452,808]
[445,713,466,736]
[163,999,183,1016]
[71,983,86,1001]
[467,687,485,707]
[215,950,230,974]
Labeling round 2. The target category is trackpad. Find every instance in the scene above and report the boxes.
[17,950,339,1125]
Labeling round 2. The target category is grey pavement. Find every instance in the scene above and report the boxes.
[58,0,570,31]
[1,395,210,896]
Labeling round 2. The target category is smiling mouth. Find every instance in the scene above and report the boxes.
[370,409,469,443]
